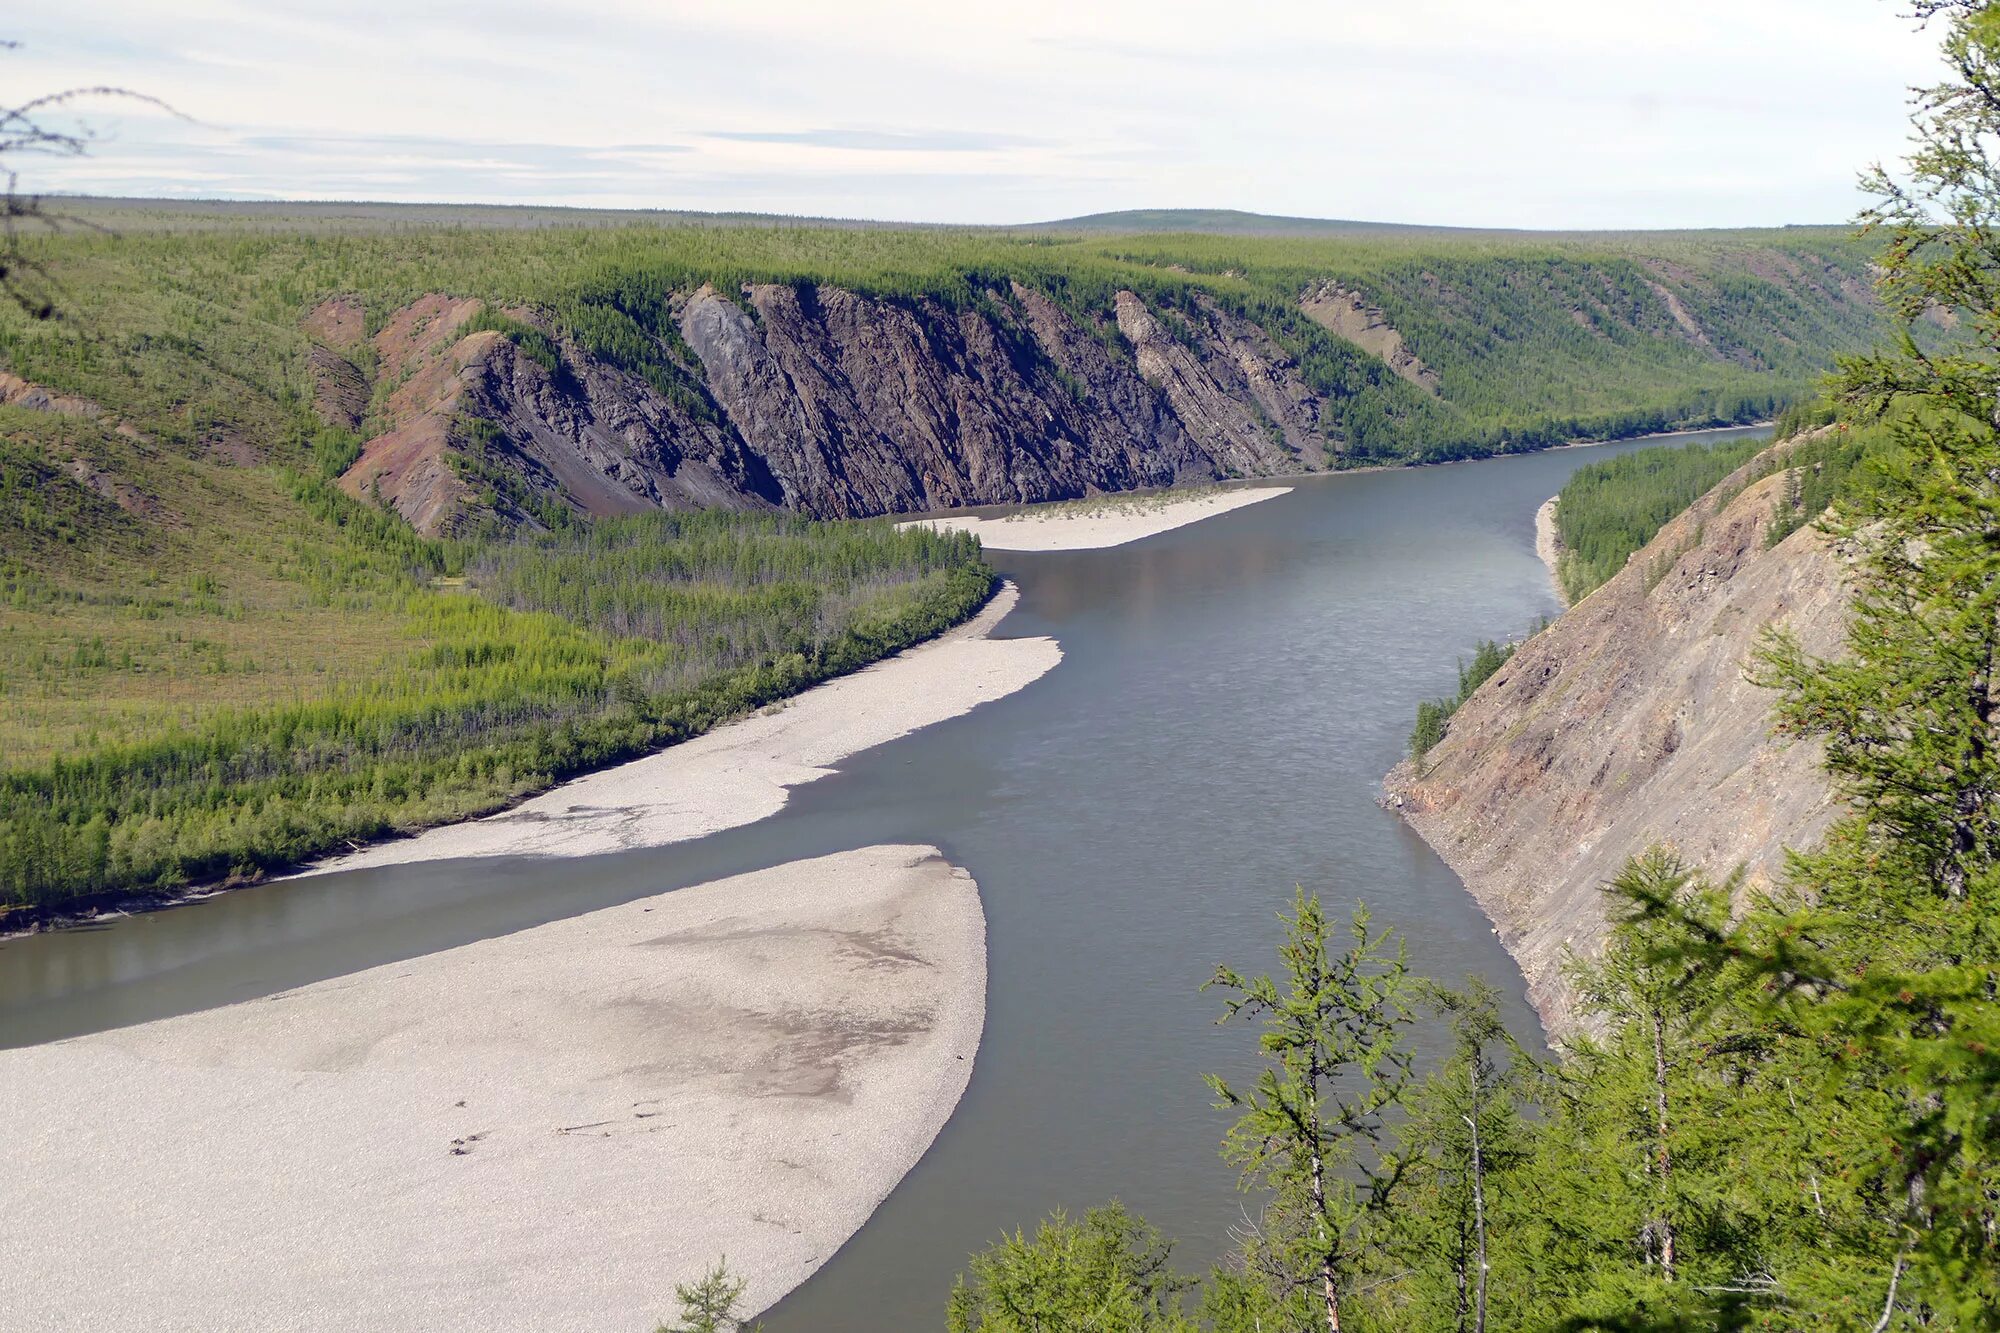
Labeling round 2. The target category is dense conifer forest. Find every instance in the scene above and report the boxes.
[1550,436,1770,603]
[1549,418,1890,606]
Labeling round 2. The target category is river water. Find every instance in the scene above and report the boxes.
[0,426,1769,1331]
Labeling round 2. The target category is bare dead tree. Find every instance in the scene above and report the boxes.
[2,39,175,318]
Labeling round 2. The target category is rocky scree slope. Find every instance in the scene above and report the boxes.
[1384,440,1850,1033]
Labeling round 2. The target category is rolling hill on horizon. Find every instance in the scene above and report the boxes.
[44,195,1853,239]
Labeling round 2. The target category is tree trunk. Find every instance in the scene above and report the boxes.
[1311,1141,1341,1333]
[1466,1108,1488,1333]
[1452,1227,1469,1333]
[1944,582,2000,899]
[1651,1008,1677,1283]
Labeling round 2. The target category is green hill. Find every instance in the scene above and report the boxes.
[1019,207,1453,235]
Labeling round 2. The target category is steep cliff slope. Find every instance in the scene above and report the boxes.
[1385,443,1849,1031]
[329,294,773,532]
[327,280,1351,534]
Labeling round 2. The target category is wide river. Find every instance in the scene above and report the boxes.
[0,425,1768,1331]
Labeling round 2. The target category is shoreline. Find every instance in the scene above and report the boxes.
[3,580,1048,932]
[290,580,1059,879]
[898,421,1776,531]
[0,844,986,1331]
[1,581,1056,941]
[1534,494,1568,605]
[899,485,1290,551]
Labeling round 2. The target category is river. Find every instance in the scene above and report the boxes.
[0,425,1770,1331]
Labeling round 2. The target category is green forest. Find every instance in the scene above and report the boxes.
[1548,417,1890,606]
[1407,638,1519,766]
[1550,436,1770,602]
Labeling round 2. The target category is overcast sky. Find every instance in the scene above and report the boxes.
[6,1,1948,229]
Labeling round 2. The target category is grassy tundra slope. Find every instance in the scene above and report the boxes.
[0,204,1899,910]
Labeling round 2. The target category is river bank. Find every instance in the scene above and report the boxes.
[1535,495,1567,605]
[0,844,984,1332]
[282,583,1057,877]
[0,430,1774,1333]
[899,486,1290,551]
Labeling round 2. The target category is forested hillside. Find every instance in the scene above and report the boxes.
[1550,435,1769,601]
[0,206,1905,907]
[1549,418,1886,603]
[0,209,1899,537]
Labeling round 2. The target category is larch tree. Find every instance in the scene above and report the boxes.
[1735,1,2000,1319]
[1204,892,1417,1333]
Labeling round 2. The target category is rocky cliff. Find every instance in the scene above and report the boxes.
[321,282,1375,534]
[1384,443,1850,1033]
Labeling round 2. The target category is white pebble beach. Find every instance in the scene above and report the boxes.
[0,844,985,1333]
[1535,494,1567,604]
[293,580,1059,874]
[3,487,1298,1332]
[899,485,1290,551]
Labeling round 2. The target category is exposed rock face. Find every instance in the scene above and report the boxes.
[302,295,372,433]
[682,282,1227,518]
[1115,291,1330,471]
[0,370,102,418]
[333,281,1362,533]
[1643,280,1716,352]
[301,294,365,349]
[339,300,778,534]
[1299,282,1441,394]
[459,328,777,519]
[306,345,368,432]
[338,324,485,532]
[1385,445,1850,1034]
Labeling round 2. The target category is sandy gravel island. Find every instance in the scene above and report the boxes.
[1535,495,1568,605]
[0,844,984,1332]
[297,580,1057,874]
[899,485,1290,551]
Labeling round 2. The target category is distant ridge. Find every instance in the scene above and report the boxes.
[45,196,1850,239]
[1018,208,1466,236]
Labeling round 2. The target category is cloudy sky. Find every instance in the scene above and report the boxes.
[6,1,1947,228]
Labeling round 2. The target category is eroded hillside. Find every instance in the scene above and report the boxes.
[1384,440,1850,1032]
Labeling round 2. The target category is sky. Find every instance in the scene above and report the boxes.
[4,1,1950,229]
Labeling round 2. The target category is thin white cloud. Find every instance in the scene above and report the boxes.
[3,0,1950,227]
